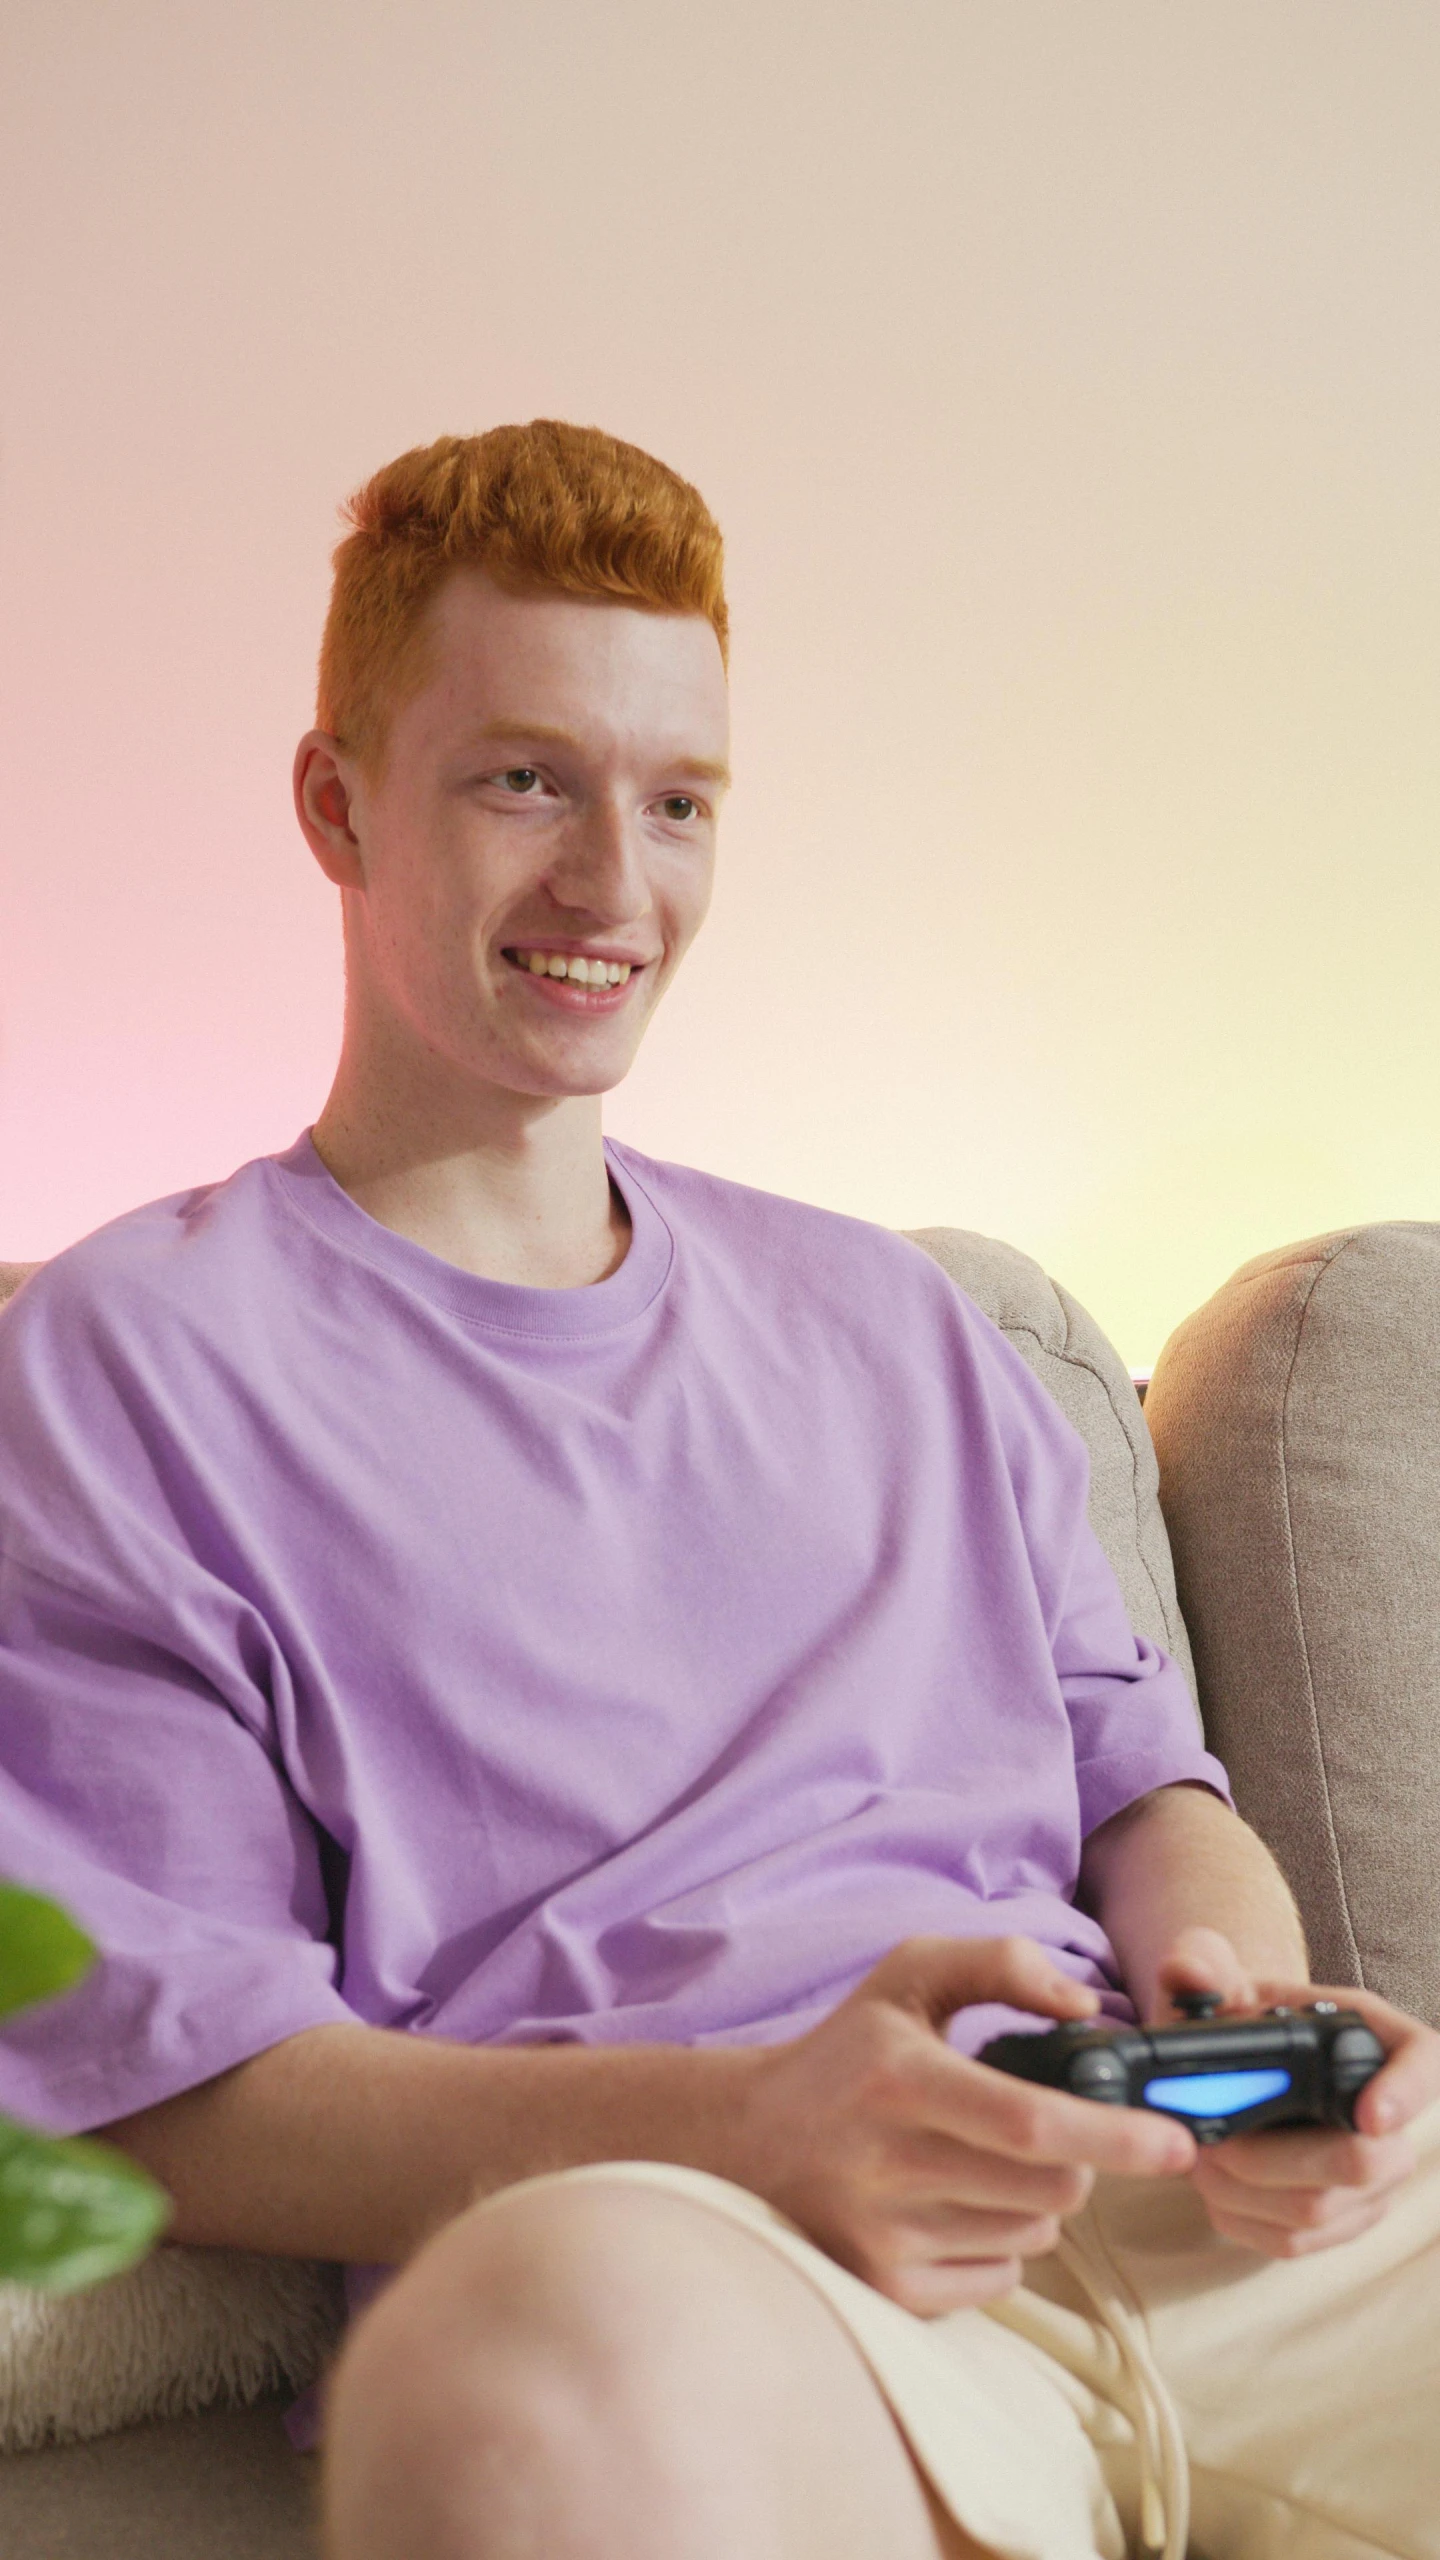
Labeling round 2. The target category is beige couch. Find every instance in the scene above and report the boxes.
[0,1220,1434,2557]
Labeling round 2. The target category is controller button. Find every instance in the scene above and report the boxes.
[1070,2052,1128,2096]
[1331,2027,1384,2068]
[1311,2000,1339,2015]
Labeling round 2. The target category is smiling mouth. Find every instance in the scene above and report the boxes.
[503,947,640,988]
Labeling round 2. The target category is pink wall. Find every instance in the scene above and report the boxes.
[3,3,1437,1362]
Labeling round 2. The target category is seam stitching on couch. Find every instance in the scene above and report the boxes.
[1276,1240,1365,1985]
[999,1309,1181,1652]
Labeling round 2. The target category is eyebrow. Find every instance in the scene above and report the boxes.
[473,719,731,789]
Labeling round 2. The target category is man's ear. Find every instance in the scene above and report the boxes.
[294,732,365,887]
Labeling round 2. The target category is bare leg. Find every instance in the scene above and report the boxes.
[321,2181,989,2560]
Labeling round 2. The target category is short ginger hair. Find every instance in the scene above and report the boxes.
[316,421,728,766]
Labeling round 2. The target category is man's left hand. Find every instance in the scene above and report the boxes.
[1154,1927,1440,2257]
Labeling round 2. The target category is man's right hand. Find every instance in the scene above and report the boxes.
[730,1935,1196,2314]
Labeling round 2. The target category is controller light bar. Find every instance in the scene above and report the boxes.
[1143,2068,1292,2117]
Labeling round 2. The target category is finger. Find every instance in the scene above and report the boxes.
[1155,1926,1256,2017]
[1203,2126,1416,2194]
[869,1934,1101,2036]
[897,2200,1065,2259]
[1248,1982,1440,2137]
[1193,2155,1408,2235]
[1199,2163,1415,2238]
[1200,2194,1392,2259]
[886,2128,1093,2219]
[1356,2027,1440,2138]
[910,2046,1196,2178]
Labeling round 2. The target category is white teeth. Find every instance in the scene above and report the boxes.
[515,952,627,988]
[515,950,632,987]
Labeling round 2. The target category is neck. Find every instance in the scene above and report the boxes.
[310,1031,628,1291]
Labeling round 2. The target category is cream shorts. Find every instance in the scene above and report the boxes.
[490,2102,1440,2560]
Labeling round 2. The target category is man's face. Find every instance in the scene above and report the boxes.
[333,571,730,1103]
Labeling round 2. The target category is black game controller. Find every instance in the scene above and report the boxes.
[978,1992,1386,2144]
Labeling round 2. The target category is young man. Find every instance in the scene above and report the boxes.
[0,422,1436,2560]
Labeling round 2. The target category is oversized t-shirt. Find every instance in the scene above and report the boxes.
[0,1136,1229,2135]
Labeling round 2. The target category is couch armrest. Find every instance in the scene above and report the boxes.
[1146,1223,1440,2026]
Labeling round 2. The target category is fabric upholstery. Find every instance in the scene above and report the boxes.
[1146,1223,1440,2026]
[906,1228,1198,1704]
[0,2249,342,2453]
[0,2398,320,2558]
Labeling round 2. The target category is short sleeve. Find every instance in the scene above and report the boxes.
[0,1276,357,2135]
[1053,1528,1233,1836]
[961,1291,1234,1837]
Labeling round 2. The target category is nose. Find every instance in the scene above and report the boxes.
[542,795,651,928]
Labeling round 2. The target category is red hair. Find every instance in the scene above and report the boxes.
[317,422,727,765]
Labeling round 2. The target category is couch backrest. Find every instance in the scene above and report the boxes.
[906,1228,1198,1705]
[1146,1223,1440,2025]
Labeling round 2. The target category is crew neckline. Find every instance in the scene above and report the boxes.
[267,1132,673,1339]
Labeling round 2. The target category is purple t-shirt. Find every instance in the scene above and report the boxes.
[0,1136,1228,2134]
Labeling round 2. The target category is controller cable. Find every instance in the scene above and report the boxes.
[1052,2213,1189,2560]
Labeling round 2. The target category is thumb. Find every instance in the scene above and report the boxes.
[1155,1926,1255,2018]
[864,1933,1102,2035]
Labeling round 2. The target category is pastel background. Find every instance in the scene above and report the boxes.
[1,3,1436,1367]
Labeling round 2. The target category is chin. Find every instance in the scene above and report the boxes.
[497,1040,642,1102]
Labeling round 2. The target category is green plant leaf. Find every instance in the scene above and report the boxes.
[0,1886,95,2021]
[0,2116,170,2293]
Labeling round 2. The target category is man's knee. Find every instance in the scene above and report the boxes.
[322,2184,787,2538]
[334,2176,815,2419]
[321,2177,949,2560]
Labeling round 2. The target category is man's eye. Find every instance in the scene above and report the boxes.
[659,795,698,822]
[498,768,541,794]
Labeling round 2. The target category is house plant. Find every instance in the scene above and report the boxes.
[0,1882,168,2291]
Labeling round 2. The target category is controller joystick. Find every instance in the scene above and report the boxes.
[1171,1989,1222,2021]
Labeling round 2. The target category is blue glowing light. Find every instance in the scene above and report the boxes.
[1143,2068,1292,2118]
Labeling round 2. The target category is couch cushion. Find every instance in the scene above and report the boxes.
[905,1228,1198,1704]
[1145,1223,1440,2025]
[0,2396,319,2558]
[0,2248,341,2454]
